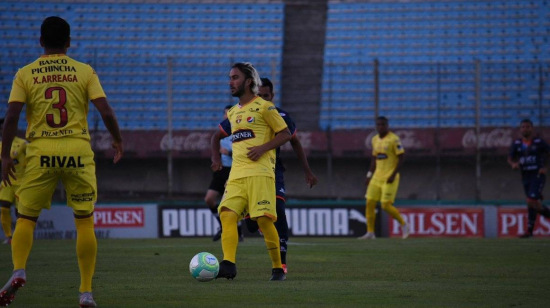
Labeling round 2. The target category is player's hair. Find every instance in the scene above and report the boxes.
[376,116,389,123]
[260,78,274,93]
[41,16,70,49]
[224,105,233,111]
[232,62,262,95]
[520,119,533,126]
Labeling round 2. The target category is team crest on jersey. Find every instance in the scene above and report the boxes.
[247,117,254,123]
[236,115,242,123]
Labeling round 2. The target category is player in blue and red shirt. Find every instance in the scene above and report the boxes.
[245,78,317,274]
[508,119,550,238]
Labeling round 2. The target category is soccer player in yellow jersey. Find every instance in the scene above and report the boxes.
[0,118,28,245]
[0,17,123,307]
[211,62,291,281]
[359,116,409,240]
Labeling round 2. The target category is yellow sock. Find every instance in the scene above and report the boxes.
[12,218,36,270]
[75,216,97,293]
[381,202,405,226]
[220,211,239,263]
[366,200,377,233]
[257,217,282,269]
[1,207,12,238]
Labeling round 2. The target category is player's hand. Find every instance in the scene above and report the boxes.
[247,145,266,161]
[387,174,396,184]
[1,157,16,187]
[510,162,520,170]
[305,171,318,188]
[211,157,222,171]
[539,167,547,175]
[112,140,123,164]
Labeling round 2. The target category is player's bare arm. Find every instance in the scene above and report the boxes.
[387,154,404,184]
[92,97,123,164]
[290,134,317,188]
[247,128,291,161]
[1,102,23,186]
[365,156,376,186]
[210,130,224,171]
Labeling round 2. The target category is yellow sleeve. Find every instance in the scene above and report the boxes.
[263,103,287,133]
[371,137,376,156]
[393,135,405,155]
[87,66,107,100]
[7,70,27,104]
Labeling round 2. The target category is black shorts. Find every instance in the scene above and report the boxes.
[208,166,231,195]
[522,174,545,201]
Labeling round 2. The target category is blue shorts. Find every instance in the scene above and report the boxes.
[522,174,545,201]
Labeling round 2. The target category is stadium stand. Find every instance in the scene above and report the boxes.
[322,1,550,129]
[0,1,284,130]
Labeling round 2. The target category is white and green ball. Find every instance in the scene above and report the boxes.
[189,252,219,282]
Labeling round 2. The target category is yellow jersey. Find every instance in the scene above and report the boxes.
[371,131,404,181]
[219,97,288,181]
[7,54,106,142]
[0,136,28,186]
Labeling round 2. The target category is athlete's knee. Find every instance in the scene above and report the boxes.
[74,210,94,218]
[380,202,392,211]
[527,199,540,210]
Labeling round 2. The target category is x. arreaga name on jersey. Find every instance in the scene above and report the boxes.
[32,58,78,84]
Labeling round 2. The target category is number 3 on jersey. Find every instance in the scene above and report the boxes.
[45,87,68,128]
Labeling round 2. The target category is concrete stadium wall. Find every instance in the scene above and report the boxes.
[93,156,548,203]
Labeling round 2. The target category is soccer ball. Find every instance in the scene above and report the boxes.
[189,252,219,282]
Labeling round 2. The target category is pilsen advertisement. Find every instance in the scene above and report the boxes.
[90,128,550,158]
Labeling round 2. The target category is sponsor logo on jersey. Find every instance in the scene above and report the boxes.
[257,200,271,205]
[247,117,254,123]
[268,106,276,110]
[70,192,94,202]
[40,155,85,168]
[231,129,255,143]
[236,115,242,123]
[249,108,260,112]
[376,153,388,159]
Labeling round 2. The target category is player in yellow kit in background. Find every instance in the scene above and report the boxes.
[359,116,409,239]
[211,62,291,281]
[0,118,28,245]
[0,17,123,307]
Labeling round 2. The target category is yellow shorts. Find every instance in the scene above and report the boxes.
[219,176,277,221]
[0,183,18,205]
[365,174,400,203]
[16,138,97,217]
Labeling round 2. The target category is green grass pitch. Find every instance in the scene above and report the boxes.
[0,238,549,307]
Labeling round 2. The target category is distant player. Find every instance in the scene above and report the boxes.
[0,118,28,245]
[508,119,550,238]
[245,77,318,274]
[204,105,242,242]
[359,116,409,239]
[211,62,291,281]
[0,16,123,307]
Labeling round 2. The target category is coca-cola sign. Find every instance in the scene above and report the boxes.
[88,127,549,158]
[498,207,550,237]
[461,128,514,149]
[160,132,211,151]
[389,207,484,238]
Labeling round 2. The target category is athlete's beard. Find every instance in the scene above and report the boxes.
[231,82,246,98]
